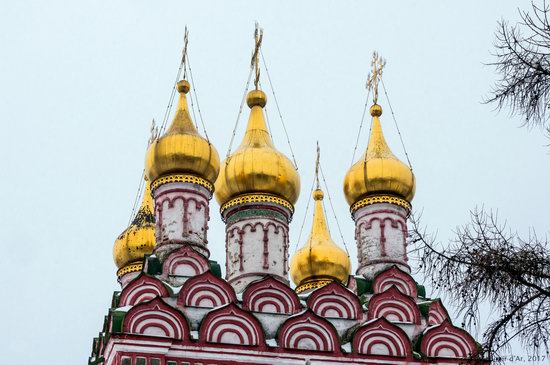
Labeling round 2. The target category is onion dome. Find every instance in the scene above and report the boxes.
[145,80,220,192]
[290,189,351,293]
[113,180,156,277]
[343,104,415,212]
[214,89,300,212]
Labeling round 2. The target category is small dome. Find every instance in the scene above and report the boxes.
[113,180,156,277]
[215,90,300,208]
[343,104,415,209]
[145,80,220,189]
[290,189,351,293]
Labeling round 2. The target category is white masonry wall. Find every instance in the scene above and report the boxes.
[224,207,290,293]
[353,202,409,279]
[153,182,212,260]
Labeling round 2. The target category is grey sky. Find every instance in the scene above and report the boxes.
[0,0,547,363]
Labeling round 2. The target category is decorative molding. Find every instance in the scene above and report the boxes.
[242,276,301,314]
[428,300,451,326]
[368,286,421,324]
[351,195,411,213]
[152,174,214,193]
[119,274,170,307]
[116,261,143,277]
[199,303,265,348]
[177,271,236,308]
[373,266,417,298]
[307,282,362,320]
[220,193,293,216]
[421,320,478,358]
[162,246,209,278]
[122,297,189,341]
[278,310,340,353]
[352,317,411,357]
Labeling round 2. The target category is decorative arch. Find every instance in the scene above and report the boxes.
[242,276,301,314]
[307,281,362,320]
[162,246,209,278]
[352,317,411,357]
[428,300,450,326]
[123,297,189,340]
[421,320,478,358]
[278,310,340,353]
[199,303,265,348]
[177,271,236,308]
[373,266,417,298]
[119,274,170,307]
[368,286,421,324]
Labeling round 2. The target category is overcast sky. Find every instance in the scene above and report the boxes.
[1,0,547,363]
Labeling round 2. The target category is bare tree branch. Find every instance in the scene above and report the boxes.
[409,208,550,360]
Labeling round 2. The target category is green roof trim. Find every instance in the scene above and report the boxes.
[354,276,373,295]
[111,310,126,333]
[209,260,222,278]
[146,255,162,275]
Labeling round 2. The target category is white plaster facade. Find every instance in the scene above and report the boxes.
[152,181,212,260]
[223,204,291,293]
[353,202,409,279]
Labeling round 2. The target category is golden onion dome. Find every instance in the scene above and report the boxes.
[214,89,300,208]
[290,189,351,293]
[343,104,415,210]
[113,180,156,277]
[145,80,220,189]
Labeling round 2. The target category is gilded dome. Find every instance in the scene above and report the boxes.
[145,80,220,188]
[214,90,300,208]
[343,104,415,209]
[290,189,351,293]
[113,180,156,277]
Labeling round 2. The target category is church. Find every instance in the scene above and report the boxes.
[88,29,486,365]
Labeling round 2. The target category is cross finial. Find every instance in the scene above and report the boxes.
[181,26,189,79]
[149,118,158,145]
[250,22,264,90]
[315,141,321,189]
[366,51,386,105]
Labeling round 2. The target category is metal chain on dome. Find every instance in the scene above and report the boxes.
[350,87,371,167]
[293,170,317,254]
[127,28,189,227]
[226,65,254,160]
[260,49,299,170]
[127,170,146,227]
[186,53,211,142]
[381,78,413,170]
[319,163,351,257]
[258,80,274,138]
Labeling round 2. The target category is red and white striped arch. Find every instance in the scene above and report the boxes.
[368,286,421,324]
[122,297,189,340]
[242,276,301,314]
[119,274,170,307]
[307,282,362,319]
[177,271,236,308]
[199,303,265,348]
[421,320,478,358]
[162,246,209,278]
[352,317,411,357]
[373,266,417,298]
[428,300,450,326]
[278,310,340,353]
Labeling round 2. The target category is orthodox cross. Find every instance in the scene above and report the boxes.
[181,26,189,79]
[315,141,321,189]
[366,51,386,105]
[149,118,158,145]
[251,23,263,90]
